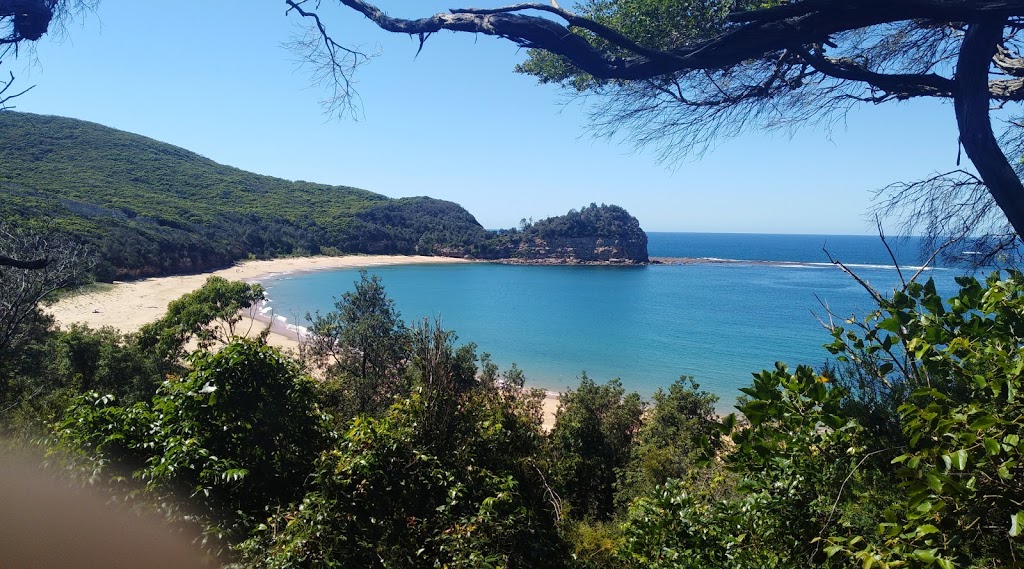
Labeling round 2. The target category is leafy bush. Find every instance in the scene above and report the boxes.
[824,273,1024,567]
[548,375,645,521]
[50,339,332,549]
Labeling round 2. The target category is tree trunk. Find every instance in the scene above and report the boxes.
[954,18,1024,238]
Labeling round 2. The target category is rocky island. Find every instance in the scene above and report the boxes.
[480,204,649,265]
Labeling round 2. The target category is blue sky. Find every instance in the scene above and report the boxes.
[10,0,969,234]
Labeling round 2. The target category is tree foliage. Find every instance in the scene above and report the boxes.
[137,276,266,372]
[820,272,1024,567]
[0,223,90,363]
[616,376,720,509]
[304,270,410,418]
[50,338,332,548]
[548,375,645,521]
[242,320,566,568]
[293,0,1024,253]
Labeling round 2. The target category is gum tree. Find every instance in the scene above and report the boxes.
[286,0,1024,253]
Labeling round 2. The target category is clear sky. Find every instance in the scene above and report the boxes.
[9,0,970,234]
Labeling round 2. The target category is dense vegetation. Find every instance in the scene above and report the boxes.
[0,112,648,280]
[0,113,485,279]
[5,262,1024,567]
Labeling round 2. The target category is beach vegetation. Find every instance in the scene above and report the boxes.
[303,270,409,419]
[548,374,645,522]
[137,276,266,373]
[9,271,1024,566]
[242,322,567,568]
[49,338,333,550]
[616,376,721,510]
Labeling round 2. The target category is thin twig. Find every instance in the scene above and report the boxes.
[811,446,904,563]
[875,216,905,288]
[823,246,885,305]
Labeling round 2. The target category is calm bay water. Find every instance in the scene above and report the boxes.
[260,233,966,410]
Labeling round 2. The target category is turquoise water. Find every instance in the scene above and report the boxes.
[260,233,965,409]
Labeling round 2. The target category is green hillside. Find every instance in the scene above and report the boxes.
[0,112,487,280]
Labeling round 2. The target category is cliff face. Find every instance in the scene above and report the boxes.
[502,235,648,264]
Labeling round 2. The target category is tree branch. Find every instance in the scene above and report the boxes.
[0,254,49,269]
[797,47,954,99]
[450,3,668,61]
[994,44,1024,77]
[336,0,1024,80]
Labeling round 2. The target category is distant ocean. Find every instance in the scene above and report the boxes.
[259,232,972,411]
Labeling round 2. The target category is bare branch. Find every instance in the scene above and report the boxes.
[874,217,905,288]
[796,47,954,99]
[823,246,886,306]
[0,224,93,359]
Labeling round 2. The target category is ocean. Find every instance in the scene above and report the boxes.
[259,233,972,410]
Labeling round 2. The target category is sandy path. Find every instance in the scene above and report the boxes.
[47,254,560,429]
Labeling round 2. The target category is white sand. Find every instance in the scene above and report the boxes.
[47,255,470,334]
[47,254,560,429]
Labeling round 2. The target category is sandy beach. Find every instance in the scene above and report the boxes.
[47,254,560,428]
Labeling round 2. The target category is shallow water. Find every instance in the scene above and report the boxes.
[261,233,967,410]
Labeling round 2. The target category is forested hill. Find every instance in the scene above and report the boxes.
[0,113,648,279]
[0,112,490,280]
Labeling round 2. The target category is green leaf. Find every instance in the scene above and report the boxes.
[1011,512,1024,537]
[916,524,940,536]
[877,317,902,333]
[913,548,938,563]
[984,438,1001,456]
[970,415,998,431]
[951,449,968,470]
[823,545,843,558]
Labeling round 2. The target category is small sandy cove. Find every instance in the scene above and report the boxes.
[47,255,560,428]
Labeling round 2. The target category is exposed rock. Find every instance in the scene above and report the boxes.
[480,204,649,265]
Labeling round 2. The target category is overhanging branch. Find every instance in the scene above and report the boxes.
[797,48,954,99]
[0,254,48,270]
[336,0,1024,80]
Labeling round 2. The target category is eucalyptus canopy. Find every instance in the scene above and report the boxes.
[286,0,1024,252]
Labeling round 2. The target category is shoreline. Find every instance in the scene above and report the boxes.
[46,255,476,334]
[46,254,561,428]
